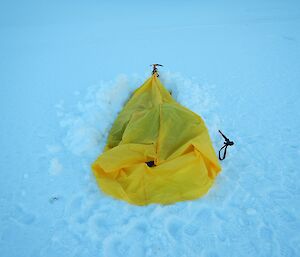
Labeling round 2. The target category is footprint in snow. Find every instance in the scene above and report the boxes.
[11,205,36,225]
[165,216,184,241]
[259,226,273,241]
[279,244,296,257]
[103,234,145,257]
[183,209,212,236]
[65,193,85,217]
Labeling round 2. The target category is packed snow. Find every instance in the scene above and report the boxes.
[1,1,300,257]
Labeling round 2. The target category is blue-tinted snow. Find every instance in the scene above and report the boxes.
[0,0,300,256]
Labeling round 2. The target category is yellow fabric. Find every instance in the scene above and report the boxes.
[92,75,221,205]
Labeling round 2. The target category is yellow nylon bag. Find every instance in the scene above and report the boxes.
[92,74,221,205]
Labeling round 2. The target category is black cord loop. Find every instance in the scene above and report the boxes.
[218,130,234,160]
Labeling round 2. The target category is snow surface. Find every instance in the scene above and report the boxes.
[1,0,300,257]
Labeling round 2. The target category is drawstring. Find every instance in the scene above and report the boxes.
[150,64,163,77]
[218,130,234,160]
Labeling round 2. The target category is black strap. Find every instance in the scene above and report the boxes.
[218,130,234,160]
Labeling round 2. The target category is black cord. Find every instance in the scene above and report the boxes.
[150,64,163,77]
[218,130,234,160]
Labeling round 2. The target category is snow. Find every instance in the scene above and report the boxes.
[1,0,300,257]
[49,158,63,176]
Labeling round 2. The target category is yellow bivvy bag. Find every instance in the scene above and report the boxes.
[92,74,221,205]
